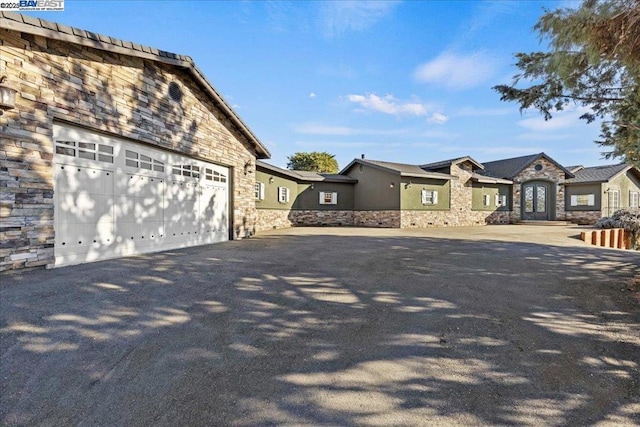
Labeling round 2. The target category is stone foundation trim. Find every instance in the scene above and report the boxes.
[564,210,602,225]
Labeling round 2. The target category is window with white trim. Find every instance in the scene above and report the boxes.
[172,164,199,178]
[421,189,438,205]
[319,191,338,205]
[630,191,639,208]
[55,140,114,164]
[570,194,595,206]
[127,150,164,171]
[278,186,290,203]
[255,182,265,200]
[495,194,507,207]
[609,190,620,210]
[483,194,491,207]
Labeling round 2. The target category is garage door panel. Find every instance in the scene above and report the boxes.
[54,124,229,267]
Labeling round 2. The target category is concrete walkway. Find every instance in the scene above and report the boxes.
[1,225,639,426]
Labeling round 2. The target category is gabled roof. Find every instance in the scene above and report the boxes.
[1,12,270,159]
[340,159,456,180]
[421,156,484,171]
[256,161,357,183]
[564,163,638,184]
[481,153,574,180]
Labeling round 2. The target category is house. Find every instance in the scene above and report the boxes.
[0,12,270,271]
[563,163,640,223]
[256,153,640,230]
[254,161,356,231]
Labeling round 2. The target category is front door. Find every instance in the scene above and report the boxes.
[522,182,550,220]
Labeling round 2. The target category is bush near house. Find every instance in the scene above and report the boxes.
[596,208,640,250]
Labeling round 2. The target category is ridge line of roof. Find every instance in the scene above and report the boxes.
[1,11,271,159]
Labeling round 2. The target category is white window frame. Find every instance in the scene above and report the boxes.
[495,194,507,207]
[278,186,290,203]
[570,194,595,207]
[421,189,438,205]
[255,182,265,200]
[483,194,491,207]
[609,190,620,210]
[630,191,639,208]
[319,191,338,205]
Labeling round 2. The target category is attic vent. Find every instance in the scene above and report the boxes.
[534,164,543,171]
[168,82,183,103]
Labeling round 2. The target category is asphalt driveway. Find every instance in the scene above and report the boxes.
[1,225,639,426]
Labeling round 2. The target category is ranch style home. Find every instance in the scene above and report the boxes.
[1,13,639,272]
[255,154,640,232]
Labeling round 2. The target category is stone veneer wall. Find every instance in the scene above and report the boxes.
[565,210,602,225]
[254,209,296,232]
[290,210,354,227]
[254,209,355,232]
[0,28,258,271]
[353,211,401,228]
[401,209,512,228]
[512,158,566,221]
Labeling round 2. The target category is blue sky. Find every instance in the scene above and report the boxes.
[28,0,614,170]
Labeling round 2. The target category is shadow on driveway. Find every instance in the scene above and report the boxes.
[1,231,639,425]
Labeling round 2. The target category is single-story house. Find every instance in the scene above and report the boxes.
[0,12,270,271]
[255,153,640,230]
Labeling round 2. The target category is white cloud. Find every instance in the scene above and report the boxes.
[427,112,449,124]
[414,51,497,90]
[293,123,411,136]
[517,106,593,132]
[346,93,430,117]
[320,1,400,38]
[309,92,317,98]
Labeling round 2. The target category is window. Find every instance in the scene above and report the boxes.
[319,191,338,205]
[172,164,199,178]
[278,186,290,203]
[255,182,265,200]
[55,140,76,157]
[570,194,595,207]
[495,194,507,207]
[421,189,438,205]
[609,190,620,211]
[630,191,639,208]
[55,140,113,163]
[483,194,491,207]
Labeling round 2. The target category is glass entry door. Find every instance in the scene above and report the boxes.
[522,182,550,220]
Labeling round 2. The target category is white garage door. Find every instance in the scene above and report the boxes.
[52,123,229,267]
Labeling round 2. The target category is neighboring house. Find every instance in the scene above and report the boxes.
[0,13,269,271]
[254,161,356,231]
[564,163,640,223]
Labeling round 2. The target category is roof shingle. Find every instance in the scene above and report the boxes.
[564,163,631,184]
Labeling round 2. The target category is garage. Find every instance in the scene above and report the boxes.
[53,123,229,267]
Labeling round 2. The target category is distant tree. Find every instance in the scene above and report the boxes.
[493,0,640,167]
[287,151,339,173]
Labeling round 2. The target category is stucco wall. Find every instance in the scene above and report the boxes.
[0,28,258,271]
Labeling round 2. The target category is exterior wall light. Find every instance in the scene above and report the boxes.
[0,76,18,115]
[390,182,395,188]
[310,183,315,190]
[405,181,412,189]
[269,176,274,184]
